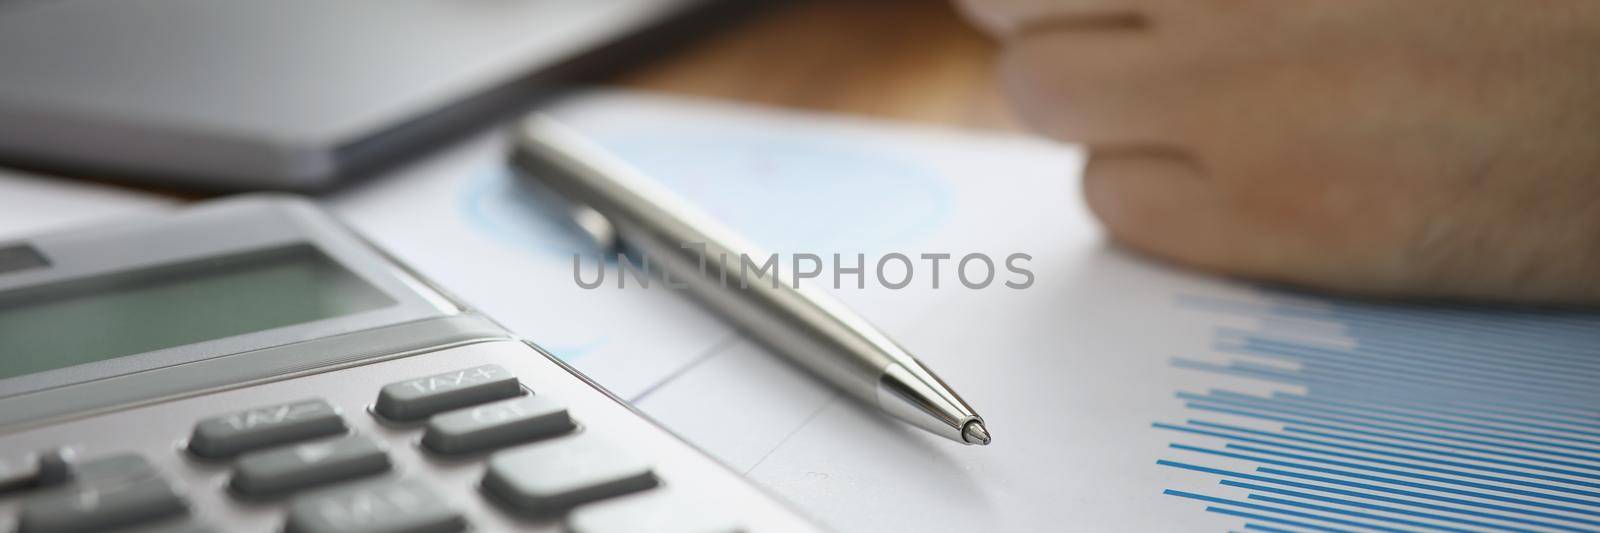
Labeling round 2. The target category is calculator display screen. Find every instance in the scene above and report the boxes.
[0,244,394,380]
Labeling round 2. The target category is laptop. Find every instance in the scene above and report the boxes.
[0,0,739,191]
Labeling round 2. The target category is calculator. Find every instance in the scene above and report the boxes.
[0,195,818,533]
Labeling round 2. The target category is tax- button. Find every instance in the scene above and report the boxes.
[230,435,391,498]
[483,434,656,513]
[422,396,572,454]
[188,398,346,458]
[285,478,466,533]
[374,364,520,422]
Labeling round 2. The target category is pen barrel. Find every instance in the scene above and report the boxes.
[620,224,895,399]
[512,116,983,443]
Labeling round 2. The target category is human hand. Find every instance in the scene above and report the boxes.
[960,0,1600,304]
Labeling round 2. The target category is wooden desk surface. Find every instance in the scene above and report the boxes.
[616,0,1021,131]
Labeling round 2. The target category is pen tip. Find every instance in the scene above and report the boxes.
[962,420,992,445]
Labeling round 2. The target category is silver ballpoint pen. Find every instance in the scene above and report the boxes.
[509,115,991,446]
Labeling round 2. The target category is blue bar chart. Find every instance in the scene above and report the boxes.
[1160,295,1600,532]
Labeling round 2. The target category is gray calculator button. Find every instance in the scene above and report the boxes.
[75,452,156,483]
[374,364,520,422]
[285,478,465,533]
[0,449,71,493]
[124,521,219,533]
[483,434,656,513]
[422,396,573,454]
[567,490,742,533]
[188,398,346,458]
[16,473,186,533]
[231,435,390,497]
[32,450,72,487]
[0,452,36,491]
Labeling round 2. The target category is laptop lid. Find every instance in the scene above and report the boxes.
[0,0,725,191]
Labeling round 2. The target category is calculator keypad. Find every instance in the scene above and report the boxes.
[0,341,788,532]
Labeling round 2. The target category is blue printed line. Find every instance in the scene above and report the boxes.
[1180,419,1600,481]
[1182,395,1600,456]
[1234,482,1540,532]
[1177,294,1600,351]
[1188,403,1600,465]
[1263,391,1600,435]
[1181,359,1590,412]
[1242,525,1302,533]
[1179,292,1600,334]
[1222,338,1600,398]
[1350,331,1600,373]
[1284,363,1600,410]
[1158,421,1600,488]
[1279,425,1600,475]
[1279,423,1600,468]
[1172,444,1600,515]
[1219,330,1600,386]
[1159,460,1594,530]
[1292,386,1600,425]
[1215,328,1600,384]
[1209,507,1353,533]
[1261,303,1600,353]
[1204,390,1600,446]
[1167,490,1401,532]
[1258,468,1600,525]
[1245,493,1475,533]
[1164,293,1600,531]
[1269,359,1599,411]
[1172,359,1314,385]
[1326,310,1600,352]
[1223,443,1600,504]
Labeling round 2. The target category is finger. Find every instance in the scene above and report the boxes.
[1084,150,1307,281]
[1001,29,1191,146]
[1083,151,1235,272]
[1085,152,1385,294]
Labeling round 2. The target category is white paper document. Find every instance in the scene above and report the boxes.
[324,92,1241,530]
[331,92,1600,532]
